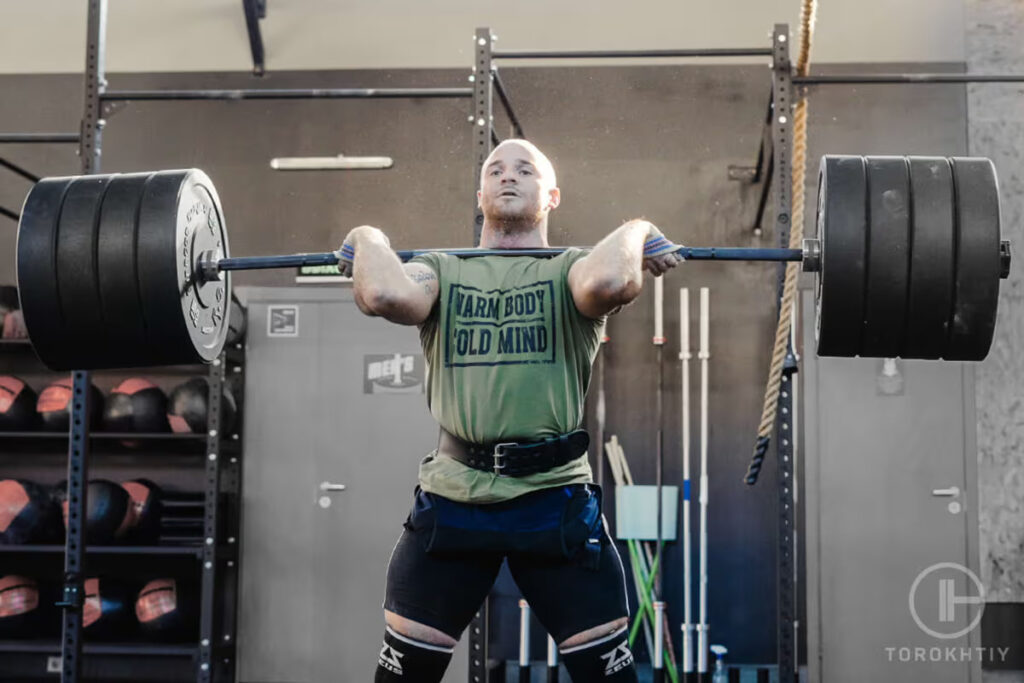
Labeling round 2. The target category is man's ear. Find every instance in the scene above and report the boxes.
[547,186,561,210]
[476,189,482,209]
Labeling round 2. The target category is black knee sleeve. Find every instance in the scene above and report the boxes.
[560,626,638,681]
[374,626,453,682]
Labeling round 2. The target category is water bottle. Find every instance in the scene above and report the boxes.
[710,644,728,683]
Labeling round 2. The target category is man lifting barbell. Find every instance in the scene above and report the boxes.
[339,139,681,682]
[11,145,1011,680]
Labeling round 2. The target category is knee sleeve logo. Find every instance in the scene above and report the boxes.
[601,642,634,676]
[378,643,404,675]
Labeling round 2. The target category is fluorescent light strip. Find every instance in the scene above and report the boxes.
[269,154,394,170]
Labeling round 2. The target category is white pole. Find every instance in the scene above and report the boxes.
[697,287,710,673]
[653,275,666,602]
[680,288,694,675]
[519,599,531,669]
[654,275,665,343]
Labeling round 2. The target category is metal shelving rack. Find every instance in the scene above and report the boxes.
[0,346,245,681]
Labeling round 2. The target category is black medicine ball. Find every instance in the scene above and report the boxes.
[36,377,104,432]
[56,480,135,545]
[0,480,61,545]
[0,376,38,431]
[103,378,170,433]
[226,296,246,344]
[83,577,136,640]
[167,378,237,435]
[135,578,197,641]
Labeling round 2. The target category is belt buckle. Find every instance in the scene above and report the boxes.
[493,442,515,477]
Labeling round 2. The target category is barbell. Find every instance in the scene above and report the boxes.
[14,155,1010,371]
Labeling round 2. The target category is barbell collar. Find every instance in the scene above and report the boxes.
[801,238,821,273]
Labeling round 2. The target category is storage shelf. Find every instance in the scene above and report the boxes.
[0,432,206,440]
[0,544,202,556]
[0,640,198,656]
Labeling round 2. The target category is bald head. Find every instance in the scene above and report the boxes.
[480,139,557,189]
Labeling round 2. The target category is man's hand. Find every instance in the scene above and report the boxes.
[336,225,390,277]
[641,224,685,277]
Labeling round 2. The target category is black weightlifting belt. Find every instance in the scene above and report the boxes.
[439,429,590,477]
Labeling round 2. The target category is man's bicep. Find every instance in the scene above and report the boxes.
[403,263,440,304]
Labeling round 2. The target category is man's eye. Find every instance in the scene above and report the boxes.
[519,169,532,175]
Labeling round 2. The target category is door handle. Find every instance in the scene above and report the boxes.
[320,481,347,493]
[931,486,960,497]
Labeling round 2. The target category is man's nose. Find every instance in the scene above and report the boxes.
[500,173,516,184]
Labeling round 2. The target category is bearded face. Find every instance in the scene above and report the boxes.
[477,141,559,227]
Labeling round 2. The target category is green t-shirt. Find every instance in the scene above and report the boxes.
[411,248,605,503]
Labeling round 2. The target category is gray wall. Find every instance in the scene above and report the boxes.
[0,0,966,73]
[0,60,969,664]
[965,0,1024,604]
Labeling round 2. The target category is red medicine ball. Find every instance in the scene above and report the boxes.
[136,578,196,641]
[0,479,61,545]
[83,577,135,640]
[0,574,58,638]
[103,378,170,434]
[36,377,104,431]
[120,479,162,544]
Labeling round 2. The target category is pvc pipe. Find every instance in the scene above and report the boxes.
[519,599,531,682]
[680,288,694,675]
[547,634,559,683]
[654,601,666,683]
[697,287,710,673]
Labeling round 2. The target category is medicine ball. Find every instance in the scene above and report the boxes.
[0,480,61,545]
[83,577,136,641]
[0,286,18,317]
[135,578,197,641]
[103,378,170,433]
[120,479,163,544]
[56,480,135,545]
[226,296,246,344]
[37,377,104,431]
[167,378,237,435]
[0,376,38,431]
[0,575,59,638]
[1,285,27,341]
[1,310,28,339]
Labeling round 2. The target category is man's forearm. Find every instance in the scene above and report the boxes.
[350,228,414,310]
[575,220,651,301]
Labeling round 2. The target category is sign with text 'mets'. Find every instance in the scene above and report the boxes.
[364,354,425,394]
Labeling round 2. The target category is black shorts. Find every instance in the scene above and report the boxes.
[383,484,630,644]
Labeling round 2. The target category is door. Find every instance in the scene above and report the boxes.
[802,291,982,682]
[237,287,468,682]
